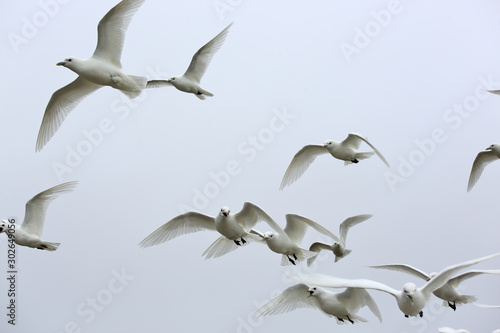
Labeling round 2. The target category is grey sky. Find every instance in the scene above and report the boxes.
[1,0,500,332]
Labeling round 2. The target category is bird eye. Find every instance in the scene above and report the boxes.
[68,59,72,62]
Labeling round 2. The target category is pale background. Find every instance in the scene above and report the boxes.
[1,0,500,332]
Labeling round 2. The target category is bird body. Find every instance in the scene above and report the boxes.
[252,283,382,324]
[467,143,500,191]
[0,181,78,251]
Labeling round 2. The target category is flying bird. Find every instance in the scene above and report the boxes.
[36,0,147,151]
[253,214,338,266]
[0,181,78,250]
[138,202,278,259]
[252,283,382,325]
[146,22,233,99]
[280,133,390,190]
[287,252,500,318]
[308,214,372,266]
[467,144,500,192]
[369,263,500,310]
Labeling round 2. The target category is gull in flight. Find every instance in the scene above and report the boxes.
[146,23,233,99]
[138,202,277,259]
[369,263,500,311]
[0,181,78,250]
[36,0,147,151]
[287,252,500,318]
[280,133,390,190]
[253,214,338,266]
[252,283,382,325]
[467,144,500,192]
[308,214,372,266]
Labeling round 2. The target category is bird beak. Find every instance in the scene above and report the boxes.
[486,147,492,150]
[222,212,228,217]
[56,62,65,66]
[407,295,414,303]
[305,290,313,297]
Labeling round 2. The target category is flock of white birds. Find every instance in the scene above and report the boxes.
[2,0,500,332]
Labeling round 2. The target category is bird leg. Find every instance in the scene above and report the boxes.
[351,158,359,163]
[233,240,241,246]
[337,318,344,323]
[404,314,409,318]
[346,315,354,324]
[448,302,456,311]
[293,253,298,260]
[240,237,247,244]
[287,255,296,265]
[419,311,423,317]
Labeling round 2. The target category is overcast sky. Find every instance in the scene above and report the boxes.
[1,0,500,332]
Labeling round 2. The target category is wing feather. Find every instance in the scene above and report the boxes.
[138,212,215,248]
[467,151,499,192]
[345,133,390,167]
[280,145,328,190]
[252,283,319,317]
[338,214,372,245]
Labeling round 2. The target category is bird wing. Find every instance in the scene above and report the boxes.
[307,242,333,267]
[252,283,320,317]
[343,133,390,167]
[92,0,145,68]
[138,212,215,248]
[145,80,173,89]
[467,150,499,192]
[337,287,383,322]
[36,77,102,151]
[284,214,339,245]
[369,264,430,281]
[286,271,399,297]
[421,252,500,296]
[279,144,329,190]
[338,214,372,245]
[233,202,282,235]
[183,22,233,83]
[447,269,500,289]
[21,181,78,238]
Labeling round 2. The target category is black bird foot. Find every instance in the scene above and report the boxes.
[234,240,241,246]
[448,302,456,311]
[241,237,247,244]
[287,256,296,265]
[351,159,359,163]
[404,314,409,318]
[293,253,298,260]
[337,318,344,323]
[419,311,423,317]
[196,91,203,95]
[347,315,354,324]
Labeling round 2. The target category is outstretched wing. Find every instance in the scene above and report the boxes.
[467,150,499,192]
[183,22,233,83]
[338,214,372,245]
[36,77,102,151]
[307,242,334,266]
[343,133,389,167]
[138,212,215,248]
[280,145,329,190]
[22,181,78,237]
[286,271,399,297]
[284,214,339,245]
[447,269,500,289]
[92,0,146,67]
[234,202,286,237]
[421,252,500,295]
[145,80,173,89]
[369,263,430,281]
[252,283,319,317]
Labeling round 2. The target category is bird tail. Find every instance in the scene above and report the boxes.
[443,295,477,307]
[195,88,213,100]
[281,248,318,266]
[120,75,148,99]
[38,241,60,251]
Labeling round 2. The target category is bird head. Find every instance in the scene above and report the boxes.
[56,58,76,68]
[262,231,276,241]
[323,140,333,148]
[167,76,177,83]
[486,144,500,151]
[0,219,9,233]
[220,206,230,217]
[403,282,417,302]
[306,286,318,297]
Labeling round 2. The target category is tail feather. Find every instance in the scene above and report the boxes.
[120,75,147,99]
[202,234,260,259]
[38,241,60,251]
